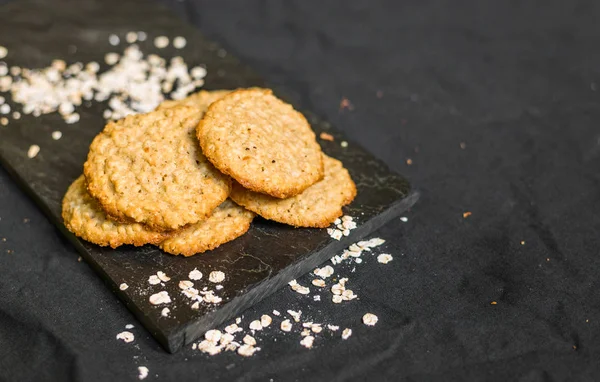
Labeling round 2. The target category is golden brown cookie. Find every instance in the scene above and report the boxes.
[157,89,231,111]
[84,105,231,231]
[230,155,356,228]
[62,176,168,248]
[197,88,324,199]
[159,200,255,256]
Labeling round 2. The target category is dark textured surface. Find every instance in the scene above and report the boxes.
[3,0,600,381]
[0,0,413,355]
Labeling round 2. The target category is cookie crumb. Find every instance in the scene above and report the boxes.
[319,132,334,141]
[463,211,472,218]
[362,313,378,326]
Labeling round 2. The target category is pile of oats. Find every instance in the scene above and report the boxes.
[327,215,357,240]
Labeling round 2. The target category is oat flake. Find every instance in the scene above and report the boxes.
[260,314,272,327]
[119,283,128,290]
[280,319,292,332]
[341,328,352,340]
[138,366,149,380]
[377,254,393,264]
[188,268,202,280]
[209,271,225,283]
[249,320,263,331]
[27,145,40,159]
[300,335,314,348]
[362,313,378,326]
[116,331,134,343]
[149,291,171,305]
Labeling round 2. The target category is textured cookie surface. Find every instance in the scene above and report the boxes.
[84,105,231,231]
[62,176,168,248]
[197,88,324,199]
[158,89,231,111]
[230,155,356,228]
[159,200,255,256]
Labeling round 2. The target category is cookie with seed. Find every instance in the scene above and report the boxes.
[159,200,255,256]
[62,176,168,248]
[230,155,356,228]
[157,89,231,111]
[197,88,324,199]
[84,105,231,231]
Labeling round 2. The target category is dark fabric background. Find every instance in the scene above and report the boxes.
[2,0,600,381]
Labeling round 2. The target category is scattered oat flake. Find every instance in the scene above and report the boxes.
[312,279,326,288]
[327,325,339,331]
[0,117,8,126]
[332,295,343,304]
[340,141,348,148]
[191,301,200,310]
[125,324,134,329]
[301,328,311,337]
[224,323,242,334]
[154,36,169,49]
[173,36,187,49]
[0,46,7,59]
[238,344,259,357]
[320,132,334,141]
[314,265,334,279]
[311,324,323,333]
[27,145,40,159]
[192,343,197,350]
[236,317,242,324]
[280,319,292,332]
[156,271,170,282]
[377,254,393,264]
[300,335,314,348]
[116,331,134,343]
[188,268,202,280]
[400,216,408,222]
[51,131,62,140]
[209,271,225,283]
[260,315,272,327]
[108,34,120,46]
[179,280,194,290]
[243,335,257,346]
[149,291,171,305]
[205,329,222,342]
[119,283,129,291]
[341,328,352,340]
[161,307,170,317]
[362,313,378,326]
[148,275,161,285]
[272,310,280,316]
[463,211,472,218]
[287,310,301,322]
[138,366,149,380]
[249,320,263,331]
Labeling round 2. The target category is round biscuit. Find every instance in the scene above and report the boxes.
[159,199,255,256]
[197,88,324,199]
[84,105,231,231]
[62,176,168,248]
[230,155,356,228]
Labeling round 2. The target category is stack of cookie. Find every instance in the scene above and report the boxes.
[62,88,356,256]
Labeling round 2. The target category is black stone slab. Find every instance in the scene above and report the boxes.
[0,0,418,353]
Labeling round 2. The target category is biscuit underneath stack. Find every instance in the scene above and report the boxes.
[62,88,357,256]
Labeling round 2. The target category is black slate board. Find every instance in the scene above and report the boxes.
[0,0,417,353]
